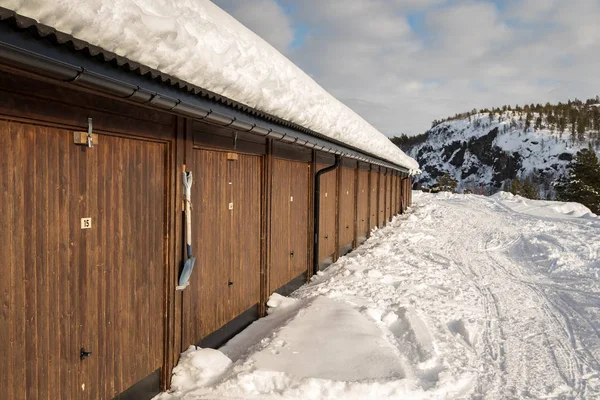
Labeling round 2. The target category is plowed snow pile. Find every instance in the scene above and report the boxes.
[156,192,600,399]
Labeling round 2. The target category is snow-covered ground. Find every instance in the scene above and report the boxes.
[156,192,600,400]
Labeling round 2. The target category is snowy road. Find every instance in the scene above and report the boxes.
[157,192,600,400]
[417,193,600,399]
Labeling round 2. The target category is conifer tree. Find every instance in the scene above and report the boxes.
[437,173,458,192]
[534,115,543,130]
[510,178,522,196]
[521,177,539,199]
[555,145,600,213]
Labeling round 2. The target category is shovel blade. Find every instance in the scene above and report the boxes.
[178,257,196,287]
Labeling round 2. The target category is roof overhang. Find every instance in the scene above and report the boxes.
[0,9,410,173]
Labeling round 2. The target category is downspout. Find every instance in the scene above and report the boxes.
[313,154,342,275]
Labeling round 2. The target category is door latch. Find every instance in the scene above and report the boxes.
[80,348,92,360]
[86,118,94,148]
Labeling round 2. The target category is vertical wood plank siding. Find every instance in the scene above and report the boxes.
[391,174,398,217]
[269,159,310,293]
[259,139,273,317]
[269,159,291,293]
[356,170,370,240]
[378,170,386,227]
[289,162,310,279]
[401,177,406,212]
[182,150,261,345]
[385,172,392,222]
[230,154,262,319]
[183,150,226,344]
[165,117,185,389]
[395,175,400,214]
[395,174,401,214]
[369,167,379,230]
[0,120,167,399]
[317,163,338,262]
[83,133,167,399]
[338,167,356,250]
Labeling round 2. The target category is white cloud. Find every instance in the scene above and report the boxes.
[215,0,600,136]
[506,0,559,22]
[425,2,511,59]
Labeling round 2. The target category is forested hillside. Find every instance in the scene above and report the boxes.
[394,97,600,199]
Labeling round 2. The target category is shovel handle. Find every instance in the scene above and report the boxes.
[185,200,192,247]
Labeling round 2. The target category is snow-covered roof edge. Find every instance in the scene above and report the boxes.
[5,0,419,173]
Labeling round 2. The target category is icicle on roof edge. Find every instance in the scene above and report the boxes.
[6,0,419,173]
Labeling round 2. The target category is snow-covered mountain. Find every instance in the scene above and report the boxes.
[405,112,600,196]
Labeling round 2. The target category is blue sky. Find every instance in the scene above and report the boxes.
[215,0,600,136]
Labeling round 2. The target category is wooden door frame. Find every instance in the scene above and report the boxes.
[163,116,186,389]
[260,139,274,317]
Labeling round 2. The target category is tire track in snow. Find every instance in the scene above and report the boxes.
[491,200,600,398]
[435,201,507,396]
[432,194,597,398]
[482,231,586,396]
[555,294,600,370]
[483,250,583,392]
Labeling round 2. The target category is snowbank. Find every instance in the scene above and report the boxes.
[491,191,598,219]
[4,0,419,173]
[169,347,232,391]
[155,192,600,399]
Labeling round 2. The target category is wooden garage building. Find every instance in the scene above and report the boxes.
[0,6,416,400]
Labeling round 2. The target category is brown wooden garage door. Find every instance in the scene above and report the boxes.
[338,167,356,251]
[0,120,167,399]
[356,169,369,241]
[317,164,337,263]
[391,174,397,217]
[269,159,310,294]
[378,170,386,227]
[369,167,379,230]
[385,172,392,221]
[183,149,261,345]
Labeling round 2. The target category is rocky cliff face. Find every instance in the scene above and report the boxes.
[405,113,598,196]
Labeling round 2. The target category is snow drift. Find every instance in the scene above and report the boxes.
[156,192,600,399]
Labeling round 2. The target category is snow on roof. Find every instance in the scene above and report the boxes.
[6,0,419,173]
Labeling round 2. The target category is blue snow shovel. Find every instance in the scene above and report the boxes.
[178,171,196,288]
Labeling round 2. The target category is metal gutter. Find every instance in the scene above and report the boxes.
[313,155,342,275]
[0,14,411,173]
